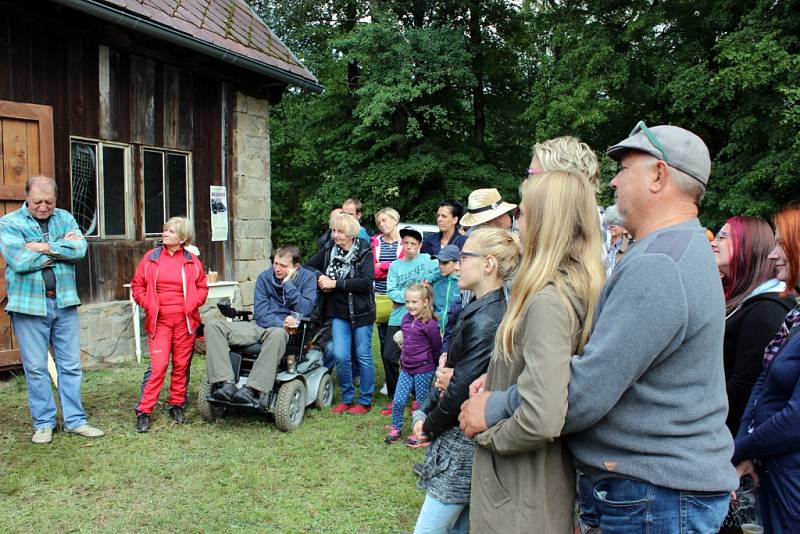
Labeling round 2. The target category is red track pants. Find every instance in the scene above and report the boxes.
[136,311,195,414]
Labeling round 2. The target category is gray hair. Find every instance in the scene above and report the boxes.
[669,167,706,204]
[603,205,624,227]
[26,175,58,196]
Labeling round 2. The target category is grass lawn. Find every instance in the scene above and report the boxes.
[0,343,426,532]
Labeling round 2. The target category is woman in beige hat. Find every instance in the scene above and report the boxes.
[459,188,517,230]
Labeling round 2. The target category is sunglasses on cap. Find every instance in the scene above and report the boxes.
[631,120,670,163]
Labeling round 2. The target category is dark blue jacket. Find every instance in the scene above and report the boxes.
[421,231,466,258]
[733,323,800,531]
[253,266,317,329]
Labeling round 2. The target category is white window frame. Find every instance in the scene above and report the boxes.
[69,136,133,239]
[141,146,193,237]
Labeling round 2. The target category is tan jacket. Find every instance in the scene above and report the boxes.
[470,283,584,533]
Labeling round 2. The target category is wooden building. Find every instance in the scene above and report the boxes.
[0,0,321,368]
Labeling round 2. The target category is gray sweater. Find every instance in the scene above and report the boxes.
[485,219,739,492]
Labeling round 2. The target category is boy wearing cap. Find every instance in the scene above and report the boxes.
[381,228,439,412]
[424,244,462,336]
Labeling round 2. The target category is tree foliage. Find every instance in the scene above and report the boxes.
[250,0,800,257]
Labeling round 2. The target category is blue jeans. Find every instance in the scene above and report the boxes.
[590,478,729,533]
[413,493,469,534]
[331,318,374,405]
[578,472,600,528]
[12,301,87,430]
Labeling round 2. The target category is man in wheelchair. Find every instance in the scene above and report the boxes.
[205,245,317,405]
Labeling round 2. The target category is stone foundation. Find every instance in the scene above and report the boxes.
[77,292,239,368]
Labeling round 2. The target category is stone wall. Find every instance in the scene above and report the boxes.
[77,299,229,367]
[231,92,272,307]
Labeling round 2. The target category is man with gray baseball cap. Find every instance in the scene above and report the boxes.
[459,121,739,532]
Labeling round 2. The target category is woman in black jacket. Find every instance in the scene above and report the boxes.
[409,228,521,533]
[306,212,376,414]
[712,216,793,435]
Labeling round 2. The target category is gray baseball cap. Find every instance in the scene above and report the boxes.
[606,122,711,185]
[437,245,460,262]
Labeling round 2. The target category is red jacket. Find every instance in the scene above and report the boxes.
[370,234,404,281]
[131,246,209,337]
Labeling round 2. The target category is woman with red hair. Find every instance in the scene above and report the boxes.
[712,216,793,435]
[732,205,800,533]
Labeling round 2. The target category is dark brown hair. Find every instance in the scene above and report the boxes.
[722,216,777,313]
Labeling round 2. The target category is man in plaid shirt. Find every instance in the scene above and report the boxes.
[0,175,104,444]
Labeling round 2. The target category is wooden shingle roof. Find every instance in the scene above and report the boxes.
[59,0,321,91]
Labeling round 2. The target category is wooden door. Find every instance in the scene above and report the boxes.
[0,101,55,370]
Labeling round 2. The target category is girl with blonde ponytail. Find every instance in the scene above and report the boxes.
[467,170,606,533]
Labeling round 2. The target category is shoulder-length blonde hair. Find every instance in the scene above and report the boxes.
[496,170,606,360]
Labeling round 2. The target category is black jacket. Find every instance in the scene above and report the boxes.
[305,237,376,328]
[724,291,794,435]
[421,287,506,439]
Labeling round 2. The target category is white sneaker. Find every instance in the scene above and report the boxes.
[65,424,105,438]
[32,427,53,444]
[380,383,388,396]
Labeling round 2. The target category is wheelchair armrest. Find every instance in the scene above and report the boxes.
[217,299,252,321]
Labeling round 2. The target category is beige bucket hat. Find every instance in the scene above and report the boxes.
[459,188,517,228]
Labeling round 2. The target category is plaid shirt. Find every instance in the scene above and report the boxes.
[0,204,87,316]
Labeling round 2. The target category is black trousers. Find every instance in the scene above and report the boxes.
[381,324,401,399]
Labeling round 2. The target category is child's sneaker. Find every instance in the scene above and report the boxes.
[412,400,419,411]
[385,427,401,444]
[379,402,393,416]
[405,435,430,449]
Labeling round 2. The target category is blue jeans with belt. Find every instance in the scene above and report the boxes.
[12,300,87,430]
[589,477,730,533]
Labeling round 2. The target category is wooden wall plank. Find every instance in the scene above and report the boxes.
[0,18,12,100]
[163,64,180,149]
[177,70,194,150]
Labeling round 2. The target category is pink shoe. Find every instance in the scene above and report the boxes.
[385,427,401,444]
[346,404,371,415]
[412,400,419,411]
[405,435,430,449]
[331,402,353,414]
[379,403,393,416]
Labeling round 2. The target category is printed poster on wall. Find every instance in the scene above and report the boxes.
[210,186,228,241]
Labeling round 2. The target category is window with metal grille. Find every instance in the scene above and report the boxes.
[142,149,192,235]
[70,139,131,238]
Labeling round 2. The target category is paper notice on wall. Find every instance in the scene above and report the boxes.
[210,186,228,241]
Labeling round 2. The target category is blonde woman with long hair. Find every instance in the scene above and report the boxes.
[463,171,606,532]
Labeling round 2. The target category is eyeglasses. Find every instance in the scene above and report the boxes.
[459,251,482,262]
[524,166,544,181]
[631,120,669,163]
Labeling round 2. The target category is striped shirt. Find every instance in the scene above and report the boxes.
[374,240,400,294]
[0,205,87,316]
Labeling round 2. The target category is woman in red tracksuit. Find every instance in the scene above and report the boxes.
[131,217,208,432]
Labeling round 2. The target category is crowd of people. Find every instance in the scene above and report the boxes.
[2,122,799,533]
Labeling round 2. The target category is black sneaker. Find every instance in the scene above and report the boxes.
[135,412,150,433]
[211,381,237,402]
[168,405,187,424]
[231,385,260,406]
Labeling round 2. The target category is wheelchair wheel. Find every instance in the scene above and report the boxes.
[197,379,227,421]
[274,379,305,432]
[314,372,334,409]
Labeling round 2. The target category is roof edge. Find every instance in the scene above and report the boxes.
[52,0,324,93]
